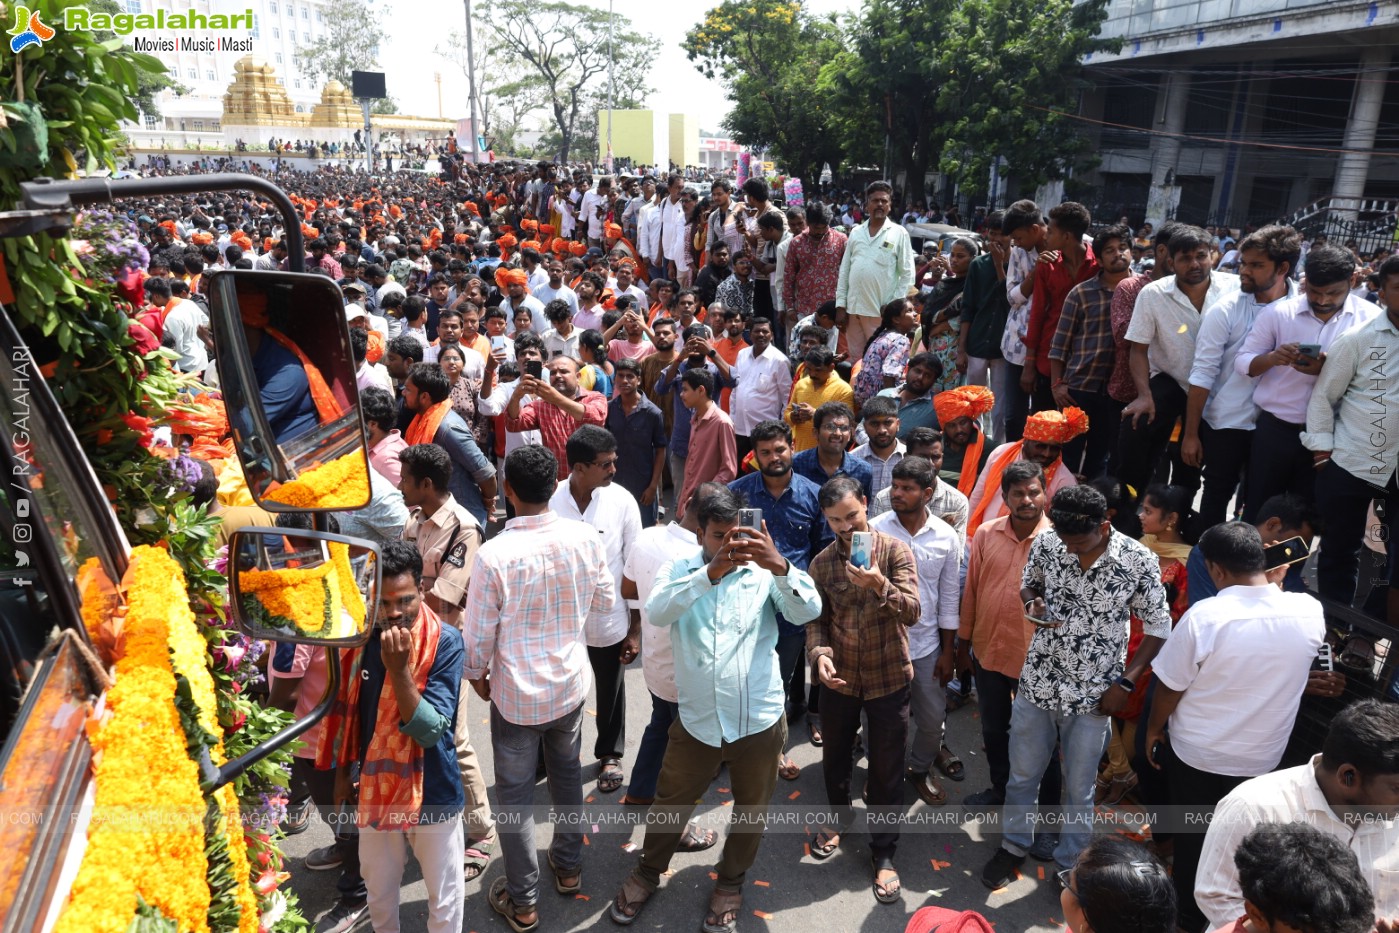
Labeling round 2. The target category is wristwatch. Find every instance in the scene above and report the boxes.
[1113,675,1136,692]
[707,348,717,358]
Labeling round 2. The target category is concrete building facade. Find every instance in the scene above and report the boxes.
[1078,0,1399,239]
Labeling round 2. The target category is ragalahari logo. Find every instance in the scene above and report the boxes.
[9,6,55,53]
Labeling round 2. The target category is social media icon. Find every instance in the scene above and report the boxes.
[15,499,28,518]
[14,551,28,568]
[13,523,30,542]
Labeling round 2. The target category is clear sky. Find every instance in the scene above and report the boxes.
[377,0,858,135]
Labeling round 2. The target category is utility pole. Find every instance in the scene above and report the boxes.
[463,0,481,164]
[435,71,443,119]
[606,0,614,171]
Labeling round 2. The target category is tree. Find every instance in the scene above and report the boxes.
[372,95,400,115]
[684,0,845,185]
[479,0,660,162]
[90,0,183,117]
[295,0,385,89]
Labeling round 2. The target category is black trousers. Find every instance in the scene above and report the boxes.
[820,685,909,860]
[588,641,627,761]
[292,757,366,902]
[1065,387,1125,479]
[973,660,1062,804]
[1163,747,1249,933]
[1117,373,1197,501]
[1315,460,1399,605]
[1197,423,1252,530]
[1241,411,1314,523]
[1002,363,1030,443]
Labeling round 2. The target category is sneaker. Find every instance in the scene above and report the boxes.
[980,847,1025,889]
[964,787,1005,807]
[304,844,343,872]
[1029,832,1059,862]
[314,898,368,933]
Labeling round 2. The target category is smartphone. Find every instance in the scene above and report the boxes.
[1317,643,1335,673]
[738,508,763,534]
[490,335,508,353]
[849,531,873,570]
[525,360,543,379]
[1263,535,1310,571]
[1297,344,1322,359]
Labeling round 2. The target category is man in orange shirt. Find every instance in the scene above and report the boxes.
[955,459,1061,822]
[712,307,749,412]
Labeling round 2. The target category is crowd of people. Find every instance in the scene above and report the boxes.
[121,160,1399,933]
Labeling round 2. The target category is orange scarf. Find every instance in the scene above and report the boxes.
[957,430,986,497]
[405,399,451,446]
[967,443,1061,537]
[240,296,341,424]
[316,605,444,829]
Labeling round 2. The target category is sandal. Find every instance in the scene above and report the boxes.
[1100,773,1138,806]
[914,771,948,806]
[609,875,652,926]
[489,878,539,933]
[679,820,718,852]
[597,757,625,794]
[547,850,581,895]
[463,832,496,881]
[1338,635,1376,672]
[808,720,823,747]
[872,857,901,904]
[777,755,800,781]
[702,888,743,933]
[620,794,653,806]
[811,830,841,860]
[935,744,965,782]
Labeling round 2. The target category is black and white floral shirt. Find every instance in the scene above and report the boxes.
[1019,529,1170,715]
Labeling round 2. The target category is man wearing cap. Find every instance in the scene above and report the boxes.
[934,386,996,496]
[344,284,388,341]
[965,408,1088,537]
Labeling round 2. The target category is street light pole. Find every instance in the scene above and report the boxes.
[606,0,614,171]
[463,0,480,164]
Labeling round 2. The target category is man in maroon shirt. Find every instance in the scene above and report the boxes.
[1020,202,1097,415]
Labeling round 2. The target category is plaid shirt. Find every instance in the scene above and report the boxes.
[462,512,615,726]
[806,531,922,700]
[506,390,608,479]
[1107,273,1152,403]
[1049,275,1119,393]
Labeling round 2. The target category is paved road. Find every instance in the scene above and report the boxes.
[282,667,1095,933]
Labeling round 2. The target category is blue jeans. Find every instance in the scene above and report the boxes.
[491,701,585,907]
[1001,692,1110,869]
[637,497,659,529]
[627,692,679,801]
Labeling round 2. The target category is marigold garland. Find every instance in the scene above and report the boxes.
[262,453,369,510]
[216,783,259,933]
[55,546,211,933]
[237,542,363,640]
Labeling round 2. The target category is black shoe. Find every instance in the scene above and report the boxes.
[1029,832,1059,862]
[281,797,312,836]
[304,844,343,872]
[964,787,1005,807]
[314,898,368,933]
[980,848,1025,889]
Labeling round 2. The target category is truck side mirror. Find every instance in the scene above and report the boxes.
[228,528,377,647]
[208,270,372,512]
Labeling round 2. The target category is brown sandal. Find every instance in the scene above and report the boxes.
[702,889,743,933]
[777,755,800,781]
[609,875,652,926]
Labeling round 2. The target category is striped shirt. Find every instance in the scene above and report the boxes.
[461,512,616,726]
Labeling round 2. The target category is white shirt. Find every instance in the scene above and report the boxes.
[771,234,794,314]
[355,360,392,395]
[1196,757,1399,927]
[1001,246,1038,365]
[1124,271,1239,390]
[1188,282,1296,431]
[542,327,581,361]
[527,265,550,292]
[581,190,606,239]
[376,280,407,306]
[163,301,208,374]
[1152,583,1324,776]
[660,196,690,272]
[1235,292,1382,425]
[871,510,960,660]
[534,281,581,319]
[477,379,541,453]
[504,294,549,335]
[623,522,702,704]
[638,202,663,264]
[1302,310,1399,483]
[729,344,794,434]
[549,480,642,646]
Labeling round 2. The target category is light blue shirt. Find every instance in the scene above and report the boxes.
[646,554,822,747]
[1189,281,1296,431]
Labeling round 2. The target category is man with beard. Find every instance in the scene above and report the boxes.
[729,318,793,460]
[506,355,609,479]
[384,334,425,432]
[878,352,943,440]
[534,258,581,318]
[1119,227,1239,498]
[607,359,668,528]
[1182,225,1301,529]
[932,386,996,497]
[966,408,1088,537]
[835,181,916,360]
[1047,223,1134,478]
[852,396,905,514]
[871,456,963,808]
[694,242,733,310]
[729,420,829,776]
[402,363,498,526]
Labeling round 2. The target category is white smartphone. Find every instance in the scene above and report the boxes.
[490,335,508,353]
[850,531,873,570]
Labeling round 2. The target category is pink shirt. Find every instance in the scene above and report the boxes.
[267,644,329,759]
[369,430,408,486]
[608,338,656,363]
[677,403,738,518]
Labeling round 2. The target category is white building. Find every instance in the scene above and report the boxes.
[132,0,336,134]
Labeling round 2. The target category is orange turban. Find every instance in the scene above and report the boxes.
[1024,407,1089,445]
[263,236,275,252]
[934,386,995,425]
[232,232,253,250]
[497,234,518,250]
[569,242,588,257]
[494,267,511,290]
[158,220,177,235]
[464,202,481,216]
[505,268,529,290]
[499,225,515,236]
[615,257,635,270]
[554,240,571,255]
[454,233,470,244]
[521,218,539,232]
[539,224,556,237]
[191,231,214,245]
[604,223,623,240]
[522,239,542,252]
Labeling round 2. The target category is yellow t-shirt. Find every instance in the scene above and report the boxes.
[785,375,855,452]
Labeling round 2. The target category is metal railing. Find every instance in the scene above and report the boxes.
[1095,0,1338,41]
